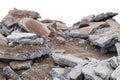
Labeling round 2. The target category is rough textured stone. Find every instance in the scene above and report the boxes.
[94,61,114,80]
[115,43,120,56]
[56,36,66,44]
[111,66,120,80]
[7,33,37,43]
[52,53,88,67]
[9,61,32,70]
[0,46,51,60]
[93,12,118,21]
[55,22,68,31]
[2,8,40,27]
[50,68,70,80]
[19,18,51,37]
[3,66,22,80]
[19,38,44,45]
[82,61,102,80]
[67,61,88,80]
[108,56,118,69]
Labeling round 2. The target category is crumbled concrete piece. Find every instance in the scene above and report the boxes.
[82,61,102,80]
[94,61,114,79]
[115,43,120,56]
[2,8,40,27]
[0,46,51,60]
[52,53,88,67]
[7,33,37,43]
[19,38,44,45]
[56,36,66,44]
[9,61,32,70]
[67,61,88,80]
[50,68,71,80]
[108,56,118,69]
[111,66,120,80]
[3,66,22,80]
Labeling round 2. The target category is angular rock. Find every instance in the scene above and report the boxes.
[0,34,7,46]
[111,66,120,80]
[82,15,95,22]
[50,68,71,80]
[67,61,88,80]
[3,66,22,80]
[108,56,118,69]
[56,36,66,44]
[80,18,89,27]
[55,22,68,31]
[7,33,37,43]
[19,18,51,37]
[52,53,88,67]
[94,61,114,79]
[9,61,32,70]
[94,12,118,21]
[0,46,51,60]
[115,43,120,56]
[19,38,44,45]
[82,61,102,80]
[2,8,40,27]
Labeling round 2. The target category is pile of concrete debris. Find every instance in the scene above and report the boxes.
[0,8,120,80]
[51,50,120,80]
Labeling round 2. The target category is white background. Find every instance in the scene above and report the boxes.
[0,0,119,26]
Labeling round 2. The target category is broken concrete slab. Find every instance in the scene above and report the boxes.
[0,46,51,60]
[108,56,118,69]
[7,33,37,43]
[82,61,103,80]
[19,38,44,45]
[19,18,51,37]
[111,66,120,80]
[50,68,71,80]
[52,53,88,67]
[2,8,40,27]
[94,61,114,80]
[67,61,88,80]
[9,61,32,70]
[93,12,118,22]
[3,66,22,80]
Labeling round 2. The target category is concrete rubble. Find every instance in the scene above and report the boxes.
[0,9,120,80]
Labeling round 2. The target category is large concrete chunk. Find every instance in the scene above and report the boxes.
[82,61,102,80]
[94,12,118,21]
[94,61,114,79]
[111,66,120,80]
[67,61,88,80]
[19,18,51,37]
[7,33,37,43]
[9,61,32,70]
[3,66,22,80]
[2,8,40,27]
[50,68,71,80]
[0,46,51,60]
[52,53,88,67]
